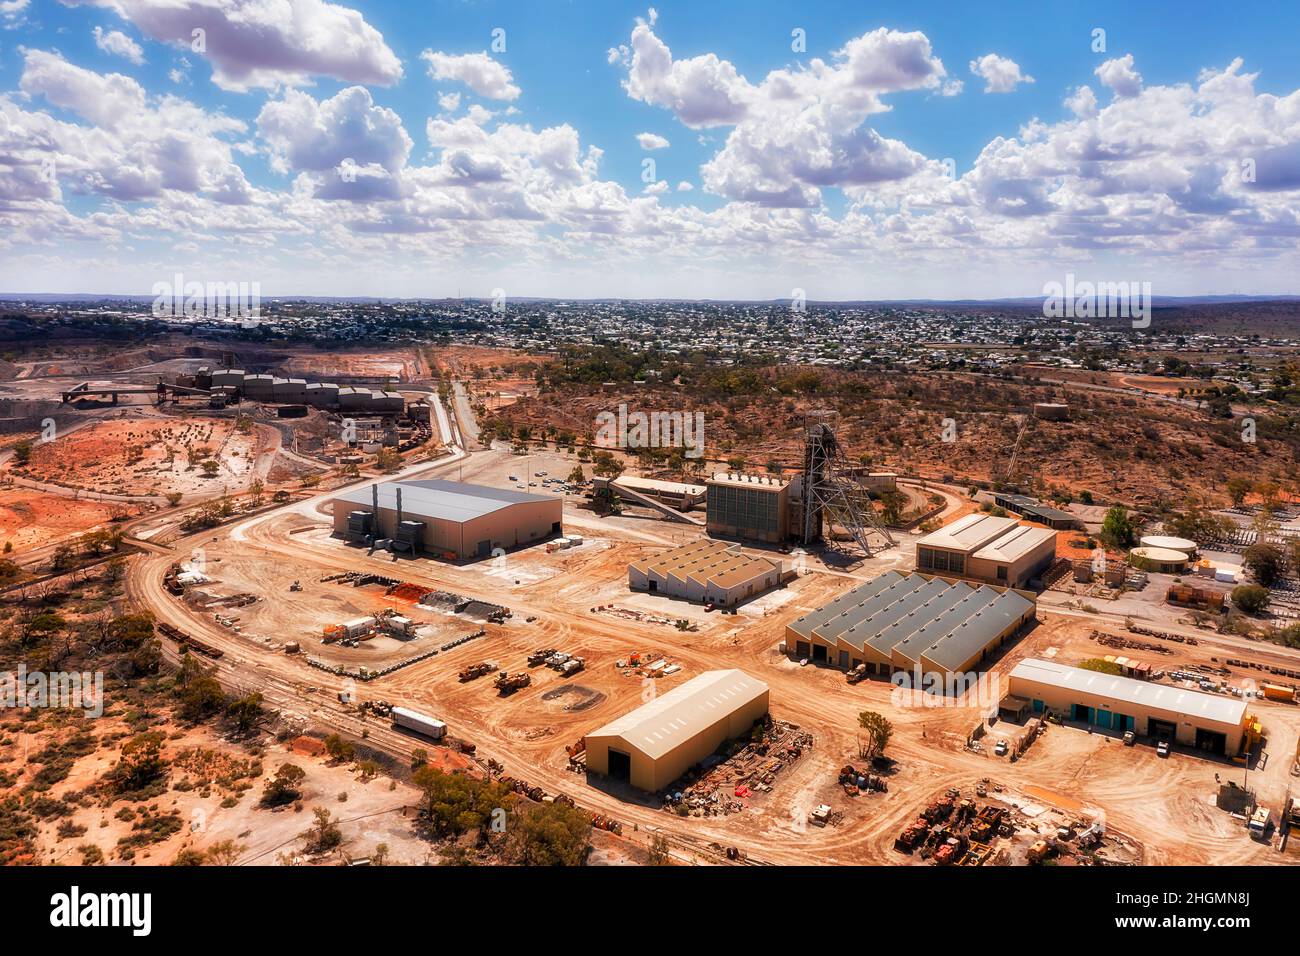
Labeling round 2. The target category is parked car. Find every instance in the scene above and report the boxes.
[994,739,1009,756]
[1123,731,1136,746]
[1157,739,1171,757]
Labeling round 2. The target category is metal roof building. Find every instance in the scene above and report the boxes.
[916,513,1058,588]
[993,493,1081,529]
[786,570,1036,682]
[331,479,562,560]
[628,539,783,607]
[585,669,770,791]
[1008,658,1251,756]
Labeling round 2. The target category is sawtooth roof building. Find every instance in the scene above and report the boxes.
[785,570,1036,682]
[331,479,561,560]
[584,669,770,791]
[628,539,785,607]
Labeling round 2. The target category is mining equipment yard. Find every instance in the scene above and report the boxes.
[113,429,1300,866]
[5,343,1300,867]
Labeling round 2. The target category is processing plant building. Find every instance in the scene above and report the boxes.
[585,669,770,791]
[785,570,1036,679]
[705,472,790,543]
[1008,658,1253,757]
[628,539,785,607]
[332,479,561,560]
[915,513,1057,588]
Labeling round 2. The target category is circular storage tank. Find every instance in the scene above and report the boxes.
[1130,546,1191,572]
[1139,535,1197,555]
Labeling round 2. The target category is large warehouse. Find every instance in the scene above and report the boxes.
[915,513,1057,588]
[1008,658,1253,757]
[585,669,769,792]
[332,479,561,560]
[628,539,785,607]
[785,570,1036,680]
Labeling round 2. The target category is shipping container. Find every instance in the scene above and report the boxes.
[391,707,447,740]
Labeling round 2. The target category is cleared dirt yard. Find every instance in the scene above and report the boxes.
[0,488,121,552]
[12,417,264,499]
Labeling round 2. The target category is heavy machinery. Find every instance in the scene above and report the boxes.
[969,806,1006,844]
[894,818,930,854]
[458,661,498,682]
[934,835,967,866]
[528,648,557,666]
[846,663,867,684]
[494,671,532,694]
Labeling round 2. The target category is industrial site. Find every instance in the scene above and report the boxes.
[4,6,1300,917]
[4,321,1300,872]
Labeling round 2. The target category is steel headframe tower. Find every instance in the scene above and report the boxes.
[800,410,895,556]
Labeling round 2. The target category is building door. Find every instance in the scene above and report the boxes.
[1149,718,1177,741]
[476,539,491,558]
[1095,710,1113,730]
[812,644,827,663]
[795,642,810,659]
[838,651,849,669]
[1071,704,1093,722]
[607,749,631,782]
[1195,728,1227,755]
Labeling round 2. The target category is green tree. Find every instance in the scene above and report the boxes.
[645,834,672,866]
[1100,506,1136,549]
[225,692,267,737]
[261,763,306,807]
[412,766,513,838]
[857,711,893,759]
[1225,476,1253,507]
[302,807,343,855]
[323,734,355,763]
[108,732,168,795]
[504,802,592,866]
[176,661,226,723]
[1232,584,1271,614]
[1243,543,1284,587]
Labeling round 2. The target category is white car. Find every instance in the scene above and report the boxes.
[994,739,1009,756]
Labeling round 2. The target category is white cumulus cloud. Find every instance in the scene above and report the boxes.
[93,27,145,65]
[69,0,403,91]
[969,53,1033,93]
[421,51,520,101]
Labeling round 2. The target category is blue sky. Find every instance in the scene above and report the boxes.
[2,0,1300,297]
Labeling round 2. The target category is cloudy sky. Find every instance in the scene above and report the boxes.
[2,0,1300,299]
